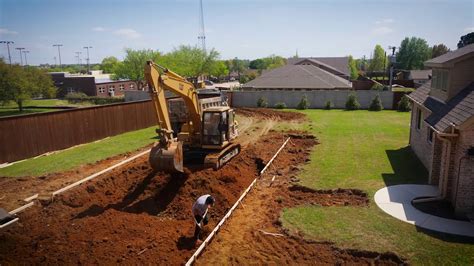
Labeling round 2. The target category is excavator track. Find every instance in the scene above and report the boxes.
[204,143,241,170]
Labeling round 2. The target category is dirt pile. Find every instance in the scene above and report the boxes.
[236,108,306,121]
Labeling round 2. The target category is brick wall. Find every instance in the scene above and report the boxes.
[451,125,474,215]
[409,104,435,178]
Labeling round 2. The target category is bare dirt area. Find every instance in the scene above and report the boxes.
[198,135,407,265]
[236,107,307,122]
[0,145,154,211]
[0,108,406,265]
[0,129,311,264]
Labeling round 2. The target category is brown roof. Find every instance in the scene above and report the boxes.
[287,57,349,77]
[408,80,474,132]
[242,64,352,89]
[425,44,474,67]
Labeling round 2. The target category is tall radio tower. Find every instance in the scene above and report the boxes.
[198,0,206,52]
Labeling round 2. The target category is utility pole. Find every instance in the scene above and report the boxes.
[15,47,25,65]
[22,50,30,66]
[53,44,63,69]
[0,41,14,65]
[388,46,397,91]
[83,46,92,73]
[53,56,57,66]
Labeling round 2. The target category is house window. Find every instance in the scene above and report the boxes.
[119,84,124,91]
[98,87,105,93]
[130,84,135,90]
[427,128,434,143]
[431,69,449,92]
[67,87,74,94]
[416,108,422,130]
[109,86,115,92]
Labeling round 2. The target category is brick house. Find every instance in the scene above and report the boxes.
[50,71,139,98]
[407,44,474,217]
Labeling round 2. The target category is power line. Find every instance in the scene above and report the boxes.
[83,46,92,73]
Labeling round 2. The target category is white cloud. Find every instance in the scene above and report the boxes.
[92,26,106,32]
[0,28,18,35]
[375,18,395,24]
[371,26,394,35]
[464,27,474,32]
[113,28,141,39]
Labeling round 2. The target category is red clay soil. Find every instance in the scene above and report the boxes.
[236,108,307,121]
[0,132,304,265]
[198,134,407,265]
[0,145,154,211]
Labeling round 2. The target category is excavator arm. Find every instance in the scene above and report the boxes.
[144,61,203,173]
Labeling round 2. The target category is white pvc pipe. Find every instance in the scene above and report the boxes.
[185,138,290,265]
[52,149,151,197]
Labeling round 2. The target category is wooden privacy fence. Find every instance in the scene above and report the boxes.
[0,100,158,164]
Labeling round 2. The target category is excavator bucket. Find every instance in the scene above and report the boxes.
[149,141,184,173]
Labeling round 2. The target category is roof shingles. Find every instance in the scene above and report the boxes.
[408,80,474,132]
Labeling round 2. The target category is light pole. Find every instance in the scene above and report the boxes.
[53,44,63,69]
[0,41,14,65]
[15,47,25,65]
[83,46,92,73]
[75,51,82,66]
[22,50,30,66]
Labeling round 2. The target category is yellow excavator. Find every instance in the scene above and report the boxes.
[144,61,240,173]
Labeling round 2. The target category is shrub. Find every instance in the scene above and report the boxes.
[368,94,384,111]
[257,97,268,108]
[398,95,411,112]
[66,96,124,105]
[324,100,332,110]
[345,93,360,110]
[65,92,88,99]
[274,102,286,109]
[297,95,310,110]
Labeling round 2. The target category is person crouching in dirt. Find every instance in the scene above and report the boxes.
[192,194,215,245]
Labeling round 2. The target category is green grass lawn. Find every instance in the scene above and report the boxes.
[0,99,93,117]
[0,126,157,177]
[279,110,474,265]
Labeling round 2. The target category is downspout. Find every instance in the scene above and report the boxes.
[412,123,458,203]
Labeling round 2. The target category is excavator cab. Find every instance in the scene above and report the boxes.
[201,107,237,148]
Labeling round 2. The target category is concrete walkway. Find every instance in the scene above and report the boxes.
[374,184,474,237]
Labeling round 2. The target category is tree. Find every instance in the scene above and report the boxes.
[297,95,310,110]
[457,32,474,48]
[0,60,56,111]
[231,57,246,80]
[257,97,268,108]
[209,60,229,79]
[397,95,411,112]
[348,55,358,80]
[249,55,286,71]
[368,94,383,111]
[101,56,119,73]
[345,93,360,110]
[113,49,161,89]
[431,44,450,58]
[249,58,266,70]
[368,45,386,72]
[396,37,431,70]
[159,45,220,78]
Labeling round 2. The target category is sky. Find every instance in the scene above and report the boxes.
[0,0,473,65]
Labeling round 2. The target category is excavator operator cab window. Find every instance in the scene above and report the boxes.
[202,111,228,146]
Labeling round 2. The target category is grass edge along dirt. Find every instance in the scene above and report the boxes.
[278,110,474,265]
[0,126,157,177]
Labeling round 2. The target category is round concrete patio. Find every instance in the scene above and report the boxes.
[374,184,474,237]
